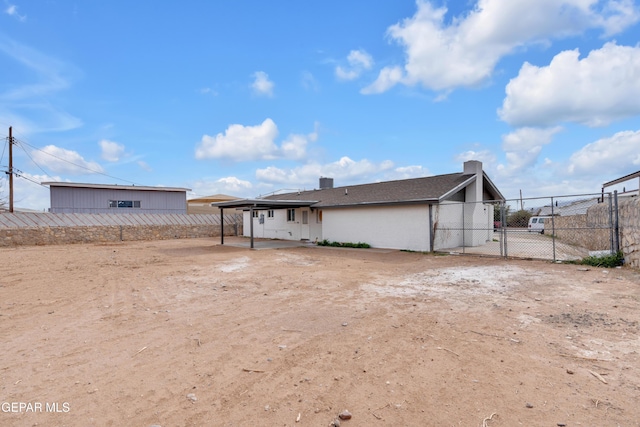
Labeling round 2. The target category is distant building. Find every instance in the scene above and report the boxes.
[43,182,190,214]
[187,194,240,214]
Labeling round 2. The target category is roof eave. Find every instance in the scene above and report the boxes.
[212,198,318,209]
[318,198,439,209]
[438,176,476,202]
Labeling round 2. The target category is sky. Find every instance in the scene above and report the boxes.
[1,0,640,211]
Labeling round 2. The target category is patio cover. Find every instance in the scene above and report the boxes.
[212,198,317,248]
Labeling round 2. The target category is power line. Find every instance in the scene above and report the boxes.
[13,140,54,180]
[1,136,7,166]
[13,169,49,188]
[14,138,144,186]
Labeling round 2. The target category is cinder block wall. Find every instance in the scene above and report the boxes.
[618,198,640,268]
[0,213,242,247]
[552,198,640,268]
[553,214,612,251]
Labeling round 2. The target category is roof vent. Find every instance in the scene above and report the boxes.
[319,177,334,190]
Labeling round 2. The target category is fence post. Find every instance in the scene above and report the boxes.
[551,197,556,262]
[501,202,507,258]
[614,191,620,253]
[608,192,614,254]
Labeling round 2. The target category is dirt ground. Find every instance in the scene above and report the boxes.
[1,237,639,427]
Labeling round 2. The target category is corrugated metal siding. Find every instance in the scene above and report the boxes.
[0,213,239,228]
[50,187,187,214]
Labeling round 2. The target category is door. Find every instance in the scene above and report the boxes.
[301,209,310,240]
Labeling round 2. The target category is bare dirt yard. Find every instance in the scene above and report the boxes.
[1,237,639,427]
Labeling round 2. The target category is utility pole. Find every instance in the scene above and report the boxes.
[519,189,523,211]
[8,126,13,213]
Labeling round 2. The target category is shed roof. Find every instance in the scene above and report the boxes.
[42,182,191,192]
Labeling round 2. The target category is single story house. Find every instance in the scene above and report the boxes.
[215,160,504,251]
[43,182,191,214]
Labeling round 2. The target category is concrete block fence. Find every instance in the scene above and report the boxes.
[0,213,242,247]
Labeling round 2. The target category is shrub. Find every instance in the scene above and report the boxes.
[317,239,370,248]
[580,251,624,268]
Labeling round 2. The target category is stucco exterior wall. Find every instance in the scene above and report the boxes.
[433,202,494,250]
[322,204,431,251]
[243,208,321,242]
[433,202,464,250]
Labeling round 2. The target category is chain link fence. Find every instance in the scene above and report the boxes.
[434,192,619,262]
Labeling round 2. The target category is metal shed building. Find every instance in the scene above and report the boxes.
[43,182,191,214]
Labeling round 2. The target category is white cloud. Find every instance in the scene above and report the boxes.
[195,119,279,161]
[455,150,498,169]
[0,36,82,134]
[499,42,640,127]
[360,66,403,95]
[363,0,640,94]
[188,177,254,198]
[251,71,274,97]
[31,145,104,175]
[99,139,125,162]
[336,49,374,81]
[301,71,320,91]
[0,172,53,211]
[568,129,640,176]
[256,156,395,186]
[281,123,318,160]
[195,119,318,162]
[137,160,152,172]
[383,165,431,180]
[473,129,640,199]
[5,3,26,22]
[199,87,218,96]
[496,127,562,175]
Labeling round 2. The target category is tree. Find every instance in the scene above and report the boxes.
[507,209,532,228]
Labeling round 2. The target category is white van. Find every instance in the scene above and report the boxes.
[528,216,551,234]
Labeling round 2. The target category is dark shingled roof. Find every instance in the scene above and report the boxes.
[262,172,488,208]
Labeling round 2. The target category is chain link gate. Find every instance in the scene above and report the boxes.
[433,192,619,262]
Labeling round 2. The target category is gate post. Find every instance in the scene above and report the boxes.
[551,197,556,262]
[501,202,507,258]
[608,192,615,254]
[614,191,620,253]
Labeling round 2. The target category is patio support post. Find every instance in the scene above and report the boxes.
[250,205,254,249]
[220,207,224,245]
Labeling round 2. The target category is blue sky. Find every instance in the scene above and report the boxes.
[2,0,640,210]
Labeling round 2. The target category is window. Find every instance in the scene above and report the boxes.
[252,210,259,218]
[267,209,274,219]
[287,208,296,222]
[316,210,322,223]
[109,200,141,209]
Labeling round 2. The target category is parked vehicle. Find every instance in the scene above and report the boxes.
[528,216,551,234]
